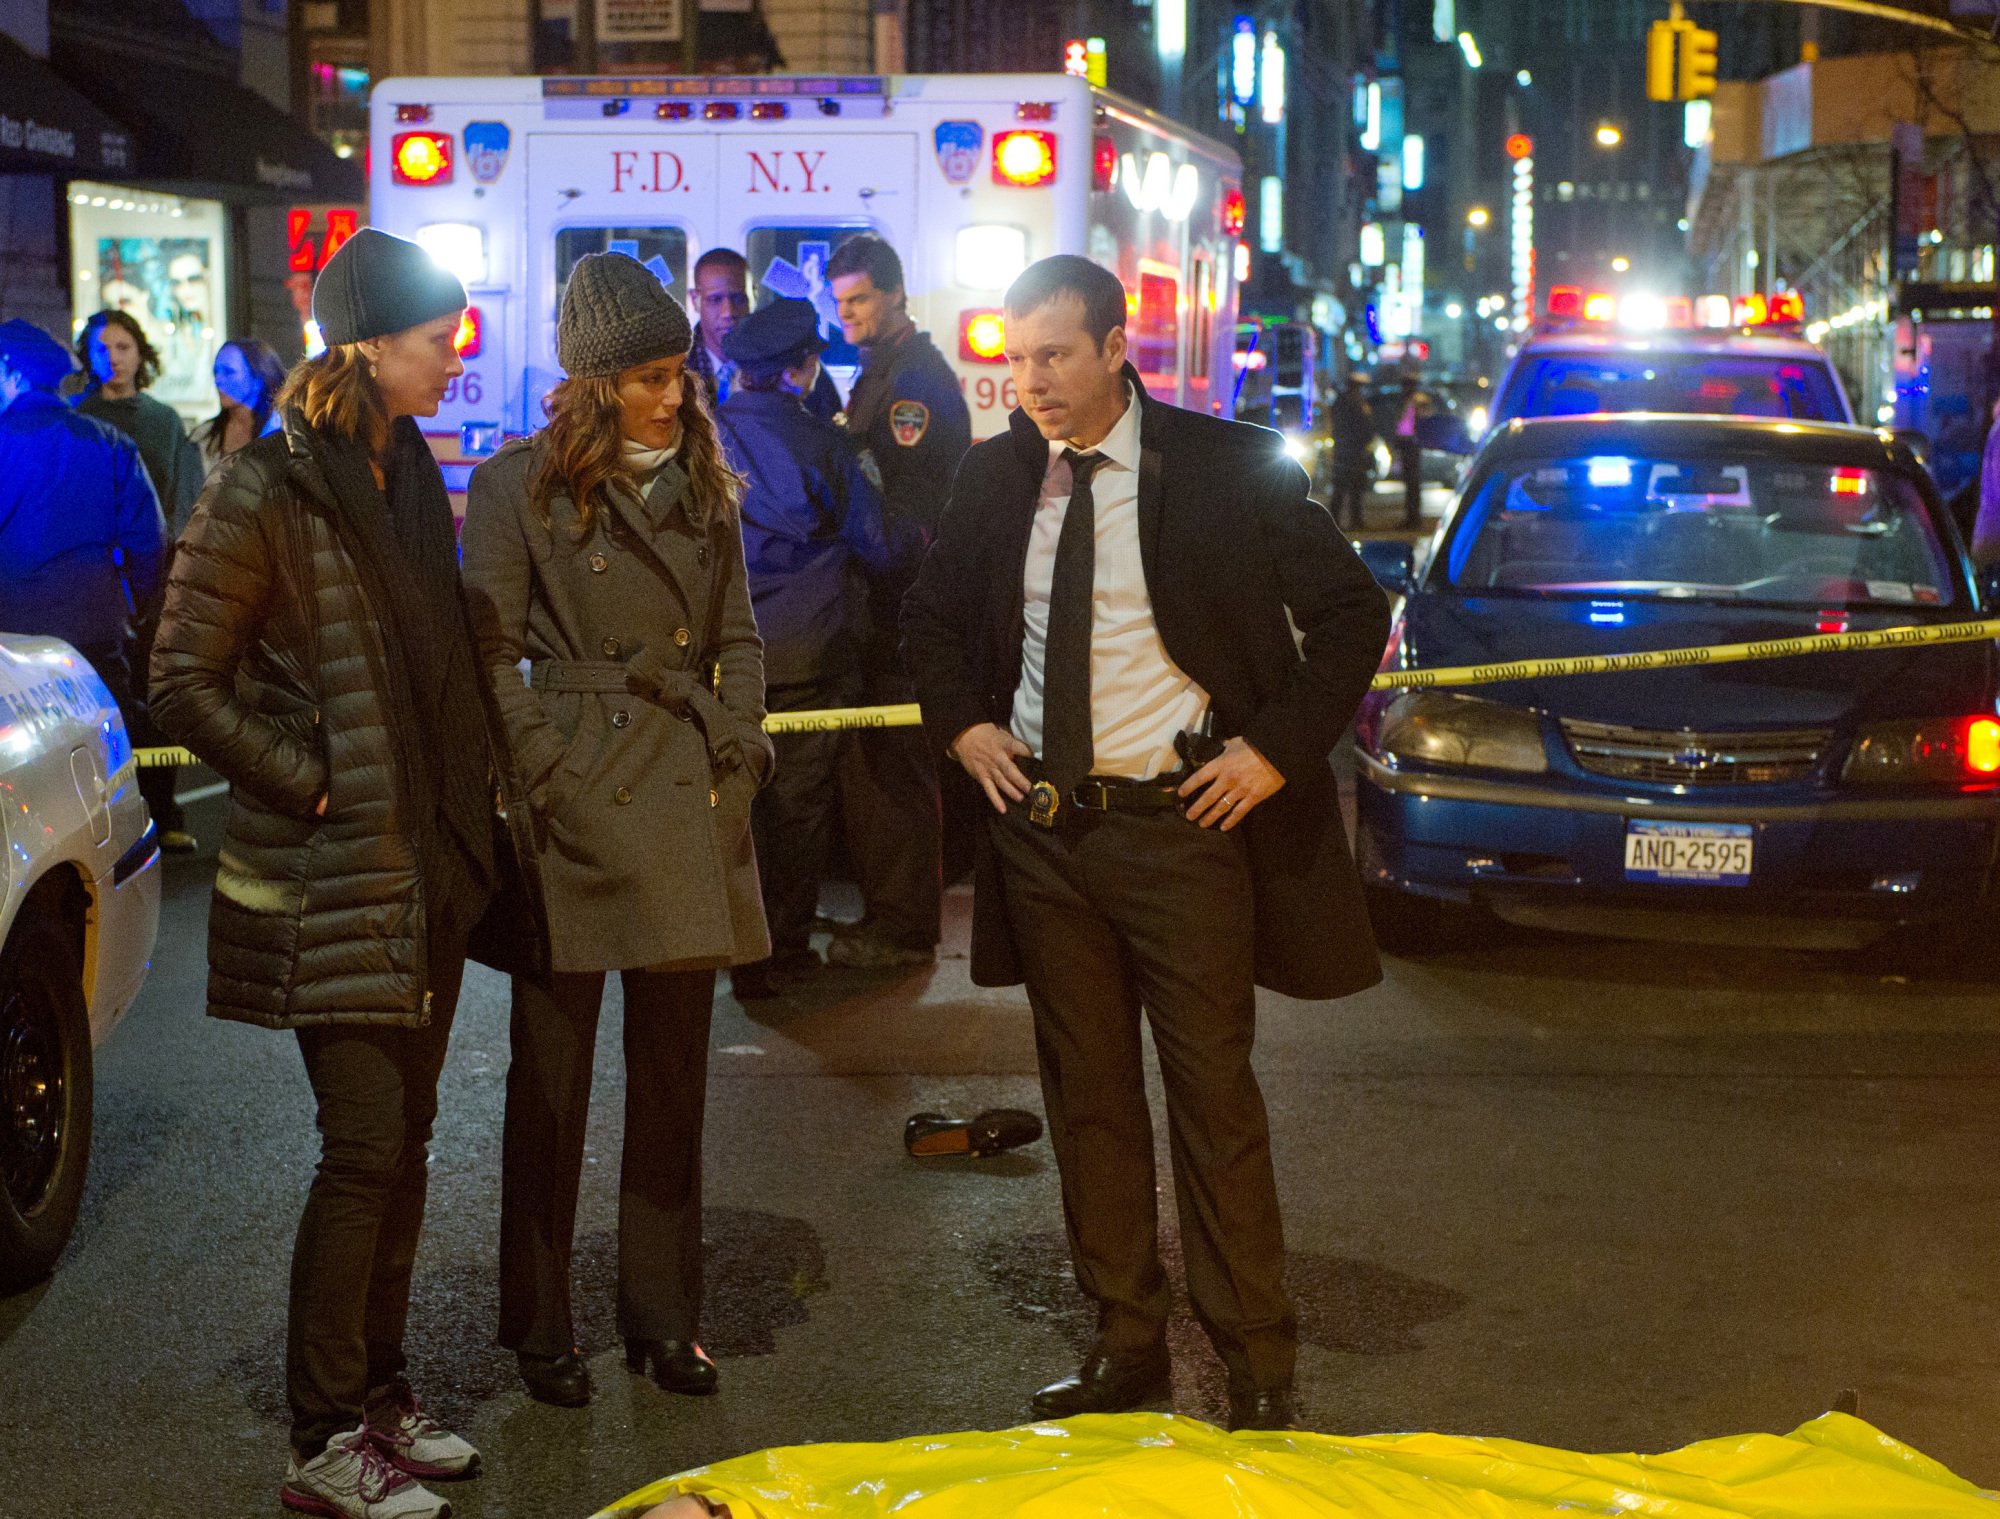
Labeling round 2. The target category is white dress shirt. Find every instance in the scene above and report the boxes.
[1009,387,1209,779]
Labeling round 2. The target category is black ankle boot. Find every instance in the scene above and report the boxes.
[516,1349,591,1407]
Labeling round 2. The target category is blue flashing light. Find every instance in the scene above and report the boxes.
[1587,600,1627,626]
[1586,457,1634,488]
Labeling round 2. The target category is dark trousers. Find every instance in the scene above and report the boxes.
[836,665,942,949]
[288,936,467,1458]
[1398,440,1423,526]
[988,804,1297,1393]
[498,965,716,1357]
[754,673,858,955]
[1329,470,1369,531]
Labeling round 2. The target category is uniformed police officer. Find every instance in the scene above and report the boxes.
[714,298,918,998]
[823,233,973,969]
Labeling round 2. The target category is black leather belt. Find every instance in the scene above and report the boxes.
[1069,776,1184,813]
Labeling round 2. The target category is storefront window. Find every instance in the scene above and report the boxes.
[68,182,228,424]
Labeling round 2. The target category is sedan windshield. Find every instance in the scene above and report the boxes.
[1443,452,1957,609]
[1498,352,1847,423]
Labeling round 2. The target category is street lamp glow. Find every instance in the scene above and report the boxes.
[1595,123,1623,148]
[1611,255,1631,273]
[1457,31,1482,68]
[1156,0,1185,61]
[1516,69,1531,87]
[1467,206,1490,228]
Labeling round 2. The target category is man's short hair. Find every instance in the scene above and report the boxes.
[825,233,904,295]
[693,247,748,283]
[1003,256,1127,351]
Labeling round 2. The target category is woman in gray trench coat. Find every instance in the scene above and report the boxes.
[460,252,773,1409]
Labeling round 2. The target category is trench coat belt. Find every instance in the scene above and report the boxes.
[530,654,734,744]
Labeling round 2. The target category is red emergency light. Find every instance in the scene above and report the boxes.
[655,102,693,120]
[994,130,1057,187]
[1829,468,1869,496]
[392,131,452,186]
[704,102,741,120]
[394,103,433,124]
[1546,286,1583,320]
[1221,186,1247,238]
[454,307,482,359]
[1733,293,1768,327]
[1664,297,1694,329]
[1969,717,2000,775]
[1767,291,1805,324]
[1581,291,1617,323]
[960,309,1007,362]
[1092,134,1116,193]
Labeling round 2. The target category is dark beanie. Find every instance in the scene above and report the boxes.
[558,252,692,378]
[313,227,466,346]
[0,320,75,389]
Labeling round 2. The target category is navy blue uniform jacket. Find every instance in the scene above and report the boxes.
[718,388,918,688]
[0,390,166,653]
[900,369,1391,1001]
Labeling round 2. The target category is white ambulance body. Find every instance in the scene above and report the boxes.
[368,72,1244,492]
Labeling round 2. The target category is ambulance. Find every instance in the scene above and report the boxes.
[367,72,1246,498]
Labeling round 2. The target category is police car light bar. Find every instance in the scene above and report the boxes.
[1544,287,1804,333]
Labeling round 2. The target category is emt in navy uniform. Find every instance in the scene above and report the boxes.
[460,252,774,1411]
[714,298,919,998]
[824,233,973,970]
[902,256,1391,1433]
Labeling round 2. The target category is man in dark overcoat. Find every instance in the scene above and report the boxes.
[902,256,1390,1433]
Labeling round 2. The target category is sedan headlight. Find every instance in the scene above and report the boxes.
[1366,690,1549,773]
[1843,716,2000,785]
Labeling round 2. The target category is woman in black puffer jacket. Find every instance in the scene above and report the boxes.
[152,229,541,1519]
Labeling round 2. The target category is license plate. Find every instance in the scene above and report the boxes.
[1624,820,1754,885]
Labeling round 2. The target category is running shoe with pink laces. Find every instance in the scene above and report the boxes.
[365,1377,481,1480]
[280,1426,449,1519]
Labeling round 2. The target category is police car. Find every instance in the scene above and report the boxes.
[1487,290,1856,432]
[0,636,159,1289]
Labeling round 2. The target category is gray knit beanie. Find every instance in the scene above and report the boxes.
[313,227,467,346]
[558,252,692,377]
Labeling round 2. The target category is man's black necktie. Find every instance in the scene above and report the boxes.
[1042,448,1106,796]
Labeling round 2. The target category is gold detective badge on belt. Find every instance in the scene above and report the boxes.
[1028,779,1063,830]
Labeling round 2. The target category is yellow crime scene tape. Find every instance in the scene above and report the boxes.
[131,617,2000,767]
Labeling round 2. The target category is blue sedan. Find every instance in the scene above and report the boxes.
[1353,414,2000,952]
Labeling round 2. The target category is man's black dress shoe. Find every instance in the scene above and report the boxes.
[517,1349,591,1407]
[1029,1346,1171,1418]
[626,1338,719,1395]
[1225,1387,1297,1431]
[905,1108,1044,1159]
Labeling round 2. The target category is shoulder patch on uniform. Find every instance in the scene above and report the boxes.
[889,400,931,446]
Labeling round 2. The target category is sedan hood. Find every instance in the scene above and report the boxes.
[1398,594,1997,730]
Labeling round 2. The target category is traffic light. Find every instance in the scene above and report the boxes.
[1678,24,1718,99]
[1646,20,1677,102]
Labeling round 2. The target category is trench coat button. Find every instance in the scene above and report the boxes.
[588,552,608,573]
[709,788,719,808]
[697,546,710,567]
[611,709,631,728]
[614,785,634,805]
[602,636,622,657]
[673,627,691,647]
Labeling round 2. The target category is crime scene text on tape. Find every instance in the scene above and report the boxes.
[131,618,2000,766]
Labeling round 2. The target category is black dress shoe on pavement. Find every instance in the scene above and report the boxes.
[626,1338,719,1395]
[517,1349,591,1407]
[905,1108,1044,1159]
[1029,1346,1172,1418]
[1225,1387,1297,1431]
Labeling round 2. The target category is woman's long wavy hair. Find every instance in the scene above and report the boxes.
[529,365,742,536]
[274,342,390,456]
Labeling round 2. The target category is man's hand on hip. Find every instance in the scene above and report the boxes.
[1178,737,1285,831]
[952,723,1032,814]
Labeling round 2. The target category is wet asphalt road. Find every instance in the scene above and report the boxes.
[5,781,2000,1516]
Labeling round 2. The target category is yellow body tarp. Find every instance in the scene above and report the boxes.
[593,1411,1995,1518]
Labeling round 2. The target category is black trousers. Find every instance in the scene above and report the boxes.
[988,804,1297,1393]
[1329,470,1370,531]
[288,935,467,1457]
[754,673,859,955]
[498,966,715,1357]
[1398,441,1423,525]
[836,664,942,949]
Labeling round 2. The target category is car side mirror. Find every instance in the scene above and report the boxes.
[1415,413,1474,455]
[1357,538,1415,594]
